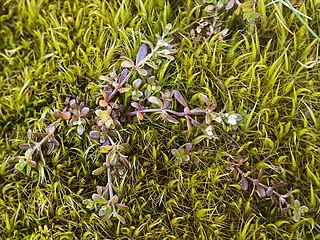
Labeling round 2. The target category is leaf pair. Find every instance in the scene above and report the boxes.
[121,44,149,76]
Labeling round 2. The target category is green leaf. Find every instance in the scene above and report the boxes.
[148,96,163,107]
[83,199,95,210]
[100,145,113,153]
[24,149,33,160]
[92,194,108,204]
[92,166,106,176]
[95,109,104,118]
[15,159,26,172]
[26,163,32,175]
[99,205,113,218]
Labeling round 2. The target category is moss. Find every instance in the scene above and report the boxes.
[1,0,320,239]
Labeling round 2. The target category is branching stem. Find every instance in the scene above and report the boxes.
[235,166,282,198]
[125,108,206,117]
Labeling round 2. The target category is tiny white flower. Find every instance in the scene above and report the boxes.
[227,114,242,125]
[215,116,223,123]
[228,115,237,125]
[205,125,213,136]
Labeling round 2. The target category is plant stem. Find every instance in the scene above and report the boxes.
[107,165,114,199]
[235,166,282,198]
[125,108,206,117]
[106,71,133,102]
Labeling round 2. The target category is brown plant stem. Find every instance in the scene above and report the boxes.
[107,165,114,200]
[124,108,206,117]
[235,166,282,198]
[106,70,133,103]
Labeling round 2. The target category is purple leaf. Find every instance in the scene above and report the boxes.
[146,61,158,70]
[226,0,235,10]
[118,69,128,84]
[256,185,266,197]
[132,78,142,88]
[190,108,205,115]
[53,137,59,148]
[281,190,292,199]
[19,143,32,150]
[201,94,210,106]
[137,68,148,76]
[171,149,179,155]
[52,109,62,118]
[186,116,192,131]
[185,143,192,152]
[191,119,201,127]
[240,177,249,191]
[131,102,140,109]
[136,43,148,65]
[81,107,90,116]
[266,187,274,197]
[62,112,71,120]
[89,130,100,139]
[77,124,85,135]
[46,142,55,155]
[69,99,77,108]
[158,54,174,61]
[116,203,129,211]
[161,112,179,124]
[173,90,189,109]
[118,87,130,93]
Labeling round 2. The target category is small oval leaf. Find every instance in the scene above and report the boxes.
[92,166,106,176]
[100,145,113,153]
[173,90,189,109]
[240,177,249,191]
[92,194,108,204]
[89,130,100,139]
[148,96,163,107]
[256,185,266,197]
[77,124,85,135]
[136,43,148,65]
[121,60,134,68]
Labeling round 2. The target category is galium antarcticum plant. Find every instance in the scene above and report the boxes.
[14,125,59,183]
[14,24,306,224]
[191,0,259,41]
[228,156,308,219]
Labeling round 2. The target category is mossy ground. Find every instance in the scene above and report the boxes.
[0,0,320,239]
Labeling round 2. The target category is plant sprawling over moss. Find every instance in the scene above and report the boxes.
[0,0,319,239]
